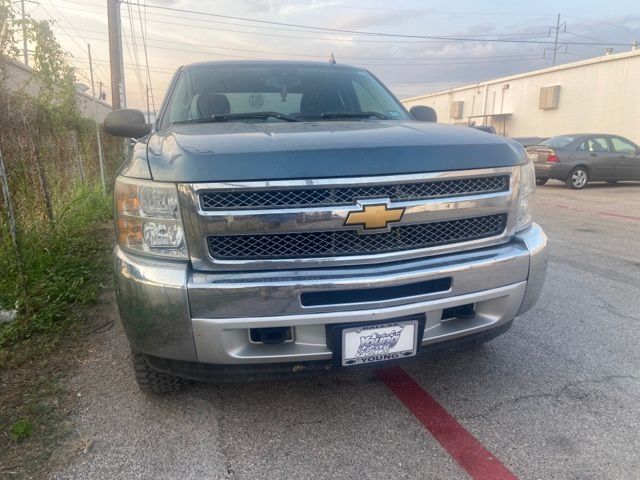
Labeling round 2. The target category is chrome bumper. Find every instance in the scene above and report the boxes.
[114,224,548,365]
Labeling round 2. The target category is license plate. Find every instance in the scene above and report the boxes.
[341,320,419,366]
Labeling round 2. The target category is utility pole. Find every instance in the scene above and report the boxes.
[146,84,151,123]
[20,0,28,66]
[549,14,566,66]
[107,0,126,109]
[552,14,560,66]
[88,44,107,192]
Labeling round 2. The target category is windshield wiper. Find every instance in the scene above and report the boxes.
[315,111,391,120]
[175,111,301,124]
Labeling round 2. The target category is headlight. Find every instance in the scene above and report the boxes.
[516,159,536,231]
[114,177,187,258]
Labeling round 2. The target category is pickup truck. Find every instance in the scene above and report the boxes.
[104,60,548,393]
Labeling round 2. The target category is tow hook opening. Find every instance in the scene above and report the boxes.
[249,327,294,345]
[441,303,476,321]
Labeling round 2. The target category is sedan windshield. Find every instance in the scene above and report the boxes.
[160,64,409,128]
[540,135,577,149]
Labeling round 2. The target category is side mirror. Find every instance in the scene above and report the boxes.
[410,105,437,122]
[104,109,151,138]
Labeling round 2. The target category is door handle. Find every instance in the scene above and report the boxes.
[590,153,597,157]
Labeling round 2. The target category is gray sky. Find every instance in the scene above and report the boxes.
[25,0,640,111]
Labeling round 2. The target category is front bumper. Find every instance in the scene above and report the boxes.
[114,224,548,366]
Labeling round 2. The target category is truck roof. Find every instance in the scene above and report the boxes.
[181,60,362,71]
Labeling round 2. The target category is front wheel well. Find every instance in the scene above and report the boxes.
[566,164,590,178]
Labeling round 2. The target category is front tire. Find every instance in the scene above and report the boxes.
[536,178,548,186]
[566,167,589,189]
[131,349,190,394]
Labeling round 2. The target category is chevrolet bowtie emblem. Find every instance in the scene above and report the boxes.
[345,203,405,232]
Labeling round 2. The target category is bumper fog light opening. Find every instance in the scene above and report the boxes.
[249,327,294,345]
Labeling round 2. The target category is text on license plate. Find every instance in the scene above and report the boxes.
[341,320,418,366]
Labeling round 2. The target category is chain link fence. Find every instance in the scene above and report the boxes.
[0,89,122,335]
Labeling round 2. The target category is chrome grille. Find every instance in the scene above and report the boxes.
[207,214,507,260]
[200,175,509,210]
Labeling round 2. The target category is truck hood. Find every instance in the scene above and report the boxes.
[146,121,525,182]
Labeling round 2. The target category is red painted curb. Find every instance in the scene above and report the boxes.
[376,366,518,480]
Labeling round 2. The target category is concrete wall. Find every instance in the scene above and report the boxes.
[2,56,112,122]
[402,50,640,144]
[76,91,112,122]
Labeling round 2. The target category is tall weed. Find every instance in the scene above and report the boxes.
[0,181,112,348]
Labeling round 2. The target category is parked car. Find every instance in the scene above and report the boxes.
[512,137,548,147]
[526,134,640,188]
[104,60,547,393]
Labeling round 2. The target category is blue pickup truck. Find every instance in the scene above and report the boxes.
[104,60,547,393]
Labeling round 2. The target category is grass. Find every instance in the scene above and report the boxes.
[0,181,113,477]
[9,420,33,442]
[0,182,112,347]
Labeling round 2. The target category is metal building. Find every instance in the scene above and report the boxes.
[401,49,640,144]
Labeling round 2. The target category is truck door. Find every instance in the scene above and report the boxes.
[609,136,640,180]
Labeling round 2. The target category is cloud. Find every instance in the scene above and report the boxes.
[330,10,424,30]
[48,0,640,110]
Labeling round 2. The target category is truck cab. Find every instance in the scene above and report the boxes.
[105,61,547,392]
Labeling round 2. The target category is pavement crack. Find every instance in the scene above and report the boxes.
[205,389,237,479]
[592,294,640,322]
[462,374,638,420]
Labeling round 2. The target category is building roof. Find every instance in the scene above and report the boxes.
[403,48,640,102]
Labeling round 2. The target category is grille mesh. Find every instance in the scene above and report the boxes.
[201,176,509,210]
[208,214,507,260]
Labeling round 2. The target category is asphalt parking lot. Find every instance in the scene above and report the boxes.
[52,180,640,480]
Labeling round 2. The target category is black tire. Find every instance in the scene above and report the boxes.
[565,167,589,189]
[536,178,548,185]
[131,349,190,394]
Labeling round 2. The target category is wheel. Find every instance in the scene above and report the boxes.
[536,178,548,185]
[606,180,618,184]
[131,349,190,394]
[565,167,589,189]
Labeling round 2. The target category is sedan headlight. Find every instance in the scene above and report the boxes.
[516,159,536,231]
[114,177,187,258]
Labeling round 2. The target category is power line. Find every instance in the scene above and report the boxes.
[54,32,551,67]
[137,1,156,115]
[123,1,146,101]
[51,26,548,62]
[275,1,550,16]
[43,1,556,46]
[37,1,110,85]
[119,0,633,46]
[35,0,634,51]
[43,0,555,18]
[70,56,174,74]
[563,31,617,52]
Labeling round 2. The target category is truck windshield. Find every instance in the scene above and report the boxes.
[160,64,410,128]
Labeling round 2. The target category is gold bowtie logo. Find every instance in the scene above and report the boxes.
[345,203,405,232]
